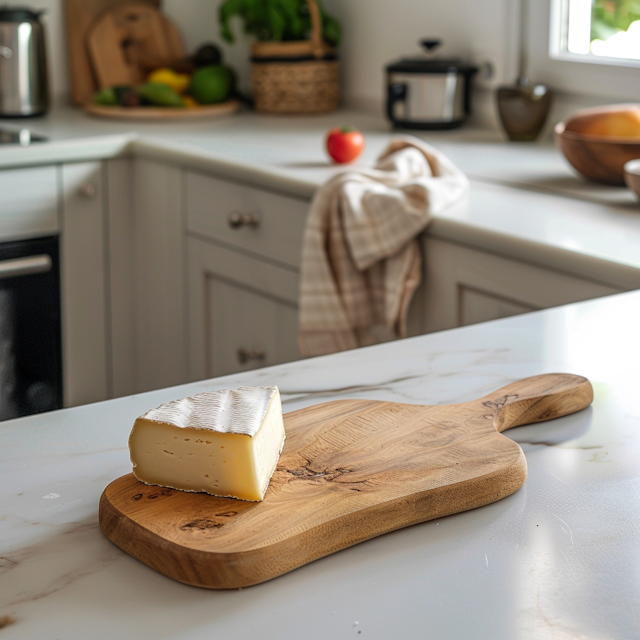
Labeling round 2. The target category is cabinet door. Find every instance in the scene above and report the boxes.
[206,278,299,378]
[61,162,109,407]
[133,160,187,393]
[423,238,622,333]
[459,286,535,326]
[106,158,136,399]
[188,236,300,381]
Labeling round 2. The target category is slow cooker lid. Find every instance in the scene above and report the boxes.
[387,58,478,75]
[0,6,43,22]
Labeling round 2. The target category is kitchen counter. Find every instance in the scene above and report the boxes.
[2,288,640,639]
[1,106,639,288]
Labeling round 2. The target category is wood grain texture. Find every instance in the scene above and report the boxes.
[85,100,241,120]
[64,0,160,105]
[99,373,593,589]
[87,4,184,89]
[555,122,640,186]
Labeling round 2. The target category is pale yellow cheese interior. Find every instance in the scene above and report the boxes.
[129,390,285,501]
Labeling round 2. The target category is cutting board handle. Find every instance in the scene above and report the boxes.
[477,373,593,433]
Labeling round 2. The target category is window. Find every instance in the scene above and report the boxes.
[526,0,640,99]
[551,0,640,65]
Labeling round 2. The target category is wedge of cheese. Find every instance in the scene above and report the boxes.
[129,386,285,502]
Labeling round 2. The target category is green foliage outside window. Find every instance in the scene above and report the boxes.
[219,0,341,47]
[591,0,640,41]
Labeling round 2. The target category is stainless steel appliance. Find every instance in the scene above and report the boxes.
[386,39,477,130]
[0,7,49,117]
[0,236,61,420]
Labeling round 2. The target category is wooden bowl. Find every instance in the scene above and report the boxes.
[624,159,640,202]
[555,121,640,186]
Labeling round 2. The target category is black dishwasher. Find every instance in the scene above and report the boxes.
[0,236,62,420]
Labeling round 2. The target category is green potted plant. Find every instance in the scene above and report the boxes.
[218,0,342,114]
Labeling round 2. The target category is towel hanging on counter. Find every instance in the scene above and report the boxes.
[298,136,469,357]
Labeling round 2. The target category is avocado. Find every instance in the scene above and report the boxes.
[194,43,223,68]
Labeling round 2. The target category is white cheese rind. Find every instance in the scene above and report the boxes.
[129,386,285,501]
[140,386,278,436]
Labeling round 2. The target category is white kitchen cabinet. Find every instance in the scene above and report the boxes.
[9,155,631,412]
[187,236,300,381]
[106,158,136,399]
[60,162,109,407]
[132,159,187,394]
[458,287,534,326]
[186,171,308,270]
[422,237,622,332]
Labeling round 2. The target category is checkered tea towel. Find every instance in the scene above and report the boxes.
[298,136,469,357]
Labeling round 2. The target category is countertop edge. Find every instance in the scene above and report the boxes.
[426,218,640,290]
[0,129,639,289]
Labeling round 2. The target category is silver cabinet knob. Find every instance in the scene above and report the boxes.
[0,46,12,59]
[228,212,260,229]
[237,348,266,365]
[78,183,98,199]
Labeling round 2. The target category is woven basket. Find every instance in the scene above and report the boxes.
[250,0,340,114]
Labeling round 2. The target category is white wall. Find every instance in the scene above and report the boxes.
[322,0,519,112]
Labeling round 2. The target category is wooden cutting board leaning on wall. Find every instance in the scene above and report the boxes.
[87,4,185,89]
[64,0,160,105]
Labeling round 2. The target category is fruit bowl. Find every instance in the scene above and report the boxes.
[555,104,640,185]
[624,159,640,202]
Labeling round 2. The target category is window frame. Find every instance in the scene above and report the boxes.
[527,0,640,99]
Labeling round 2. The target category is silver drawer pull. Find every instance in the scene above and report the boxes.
[0,255,51,280]
[237,348,266,365]
[228,212,261,230]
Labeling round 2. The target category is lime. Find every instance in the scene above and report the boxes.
[190,65,233,104]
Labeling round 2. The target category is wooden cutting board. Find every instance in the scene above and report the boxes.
[64,0,161,105]
[88,4,185,89]
[99,373,593,589]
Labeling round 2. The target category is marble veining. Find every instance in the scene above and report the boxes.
[1,292,640,639]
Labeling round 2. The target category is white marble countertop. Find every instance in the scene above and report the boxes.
[1,288,639,639]
[1,106,640,286]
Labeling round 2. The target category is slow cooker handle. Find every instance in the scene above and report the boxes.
[387,83,407,124]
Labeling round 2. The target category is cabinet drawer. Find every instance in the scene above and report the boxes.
[186,171,309,270]
[0,166,58,241]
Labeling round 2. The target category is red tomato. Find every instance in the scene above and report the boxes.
[326,127,365,164]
